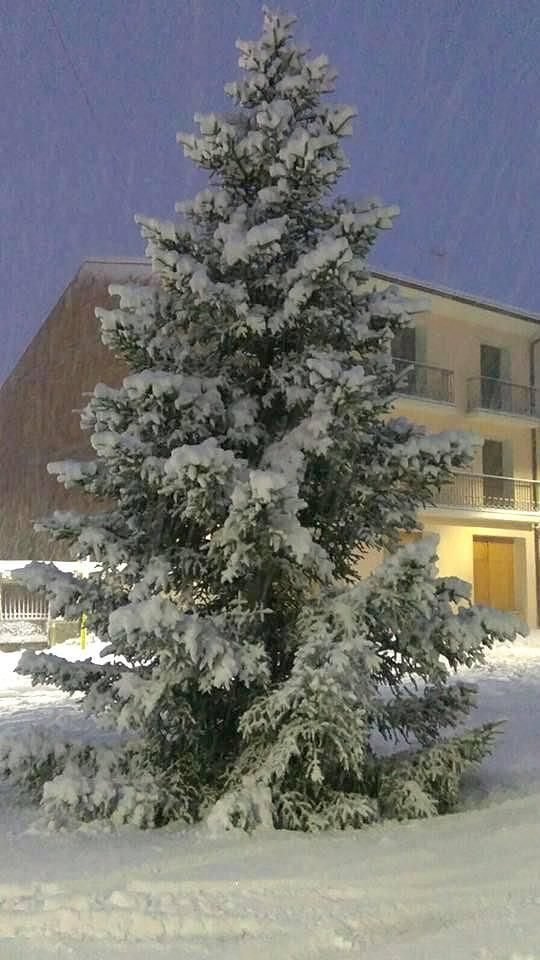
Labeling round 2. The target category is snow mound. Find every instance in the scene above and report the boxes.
[0,643,539,956]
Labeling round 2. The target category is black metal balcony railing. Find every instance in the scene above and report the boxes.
[467,376,539,418]
[437,472,540,512]
[393,358,455,404]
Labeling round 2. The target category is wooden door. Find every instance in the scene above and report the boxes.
[473,538,490,606]
[473,537,515,611]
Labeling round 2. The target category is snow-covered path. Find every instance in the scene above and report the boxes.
[0,640,540,960]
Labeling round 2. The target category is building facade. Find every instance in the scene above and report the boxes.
[374,273,540,629]
[1,260,539,626]
[0,259,143,560]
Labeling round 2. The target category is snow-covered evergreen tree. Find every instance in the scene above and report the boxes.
[3,9,520,829]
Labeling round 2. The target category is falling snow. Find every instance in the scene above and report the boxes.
[1,3,538,387]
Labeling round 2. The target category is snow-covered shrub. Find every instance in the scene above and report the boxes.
[0,732,196,828]
[5,9,521,830]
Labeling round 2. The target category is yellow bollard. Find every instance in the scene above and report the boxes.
[80,612,87,651]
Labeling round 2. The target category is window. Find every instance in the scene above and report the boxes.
[482,438,514,506]
[479,344,511,410]
[480,344,502,380]
[392,327,416,362]
[482,438,504,477]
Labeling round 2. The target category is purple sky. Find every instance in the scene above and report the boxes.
[1,0,539,384]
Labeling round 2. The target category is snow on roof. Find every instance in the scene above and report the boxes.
[79,257,540,325]
[79,258,150,281]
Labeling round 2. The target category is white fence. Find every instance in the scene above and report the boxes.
[0,583,50,622]
[0,562,96,625]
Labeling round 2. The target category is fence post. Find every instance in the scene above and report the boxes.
[80,612,87,651]
[47,600,53,647]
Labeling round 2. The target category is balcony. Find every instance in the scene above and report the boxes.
[467,377,539,421]
[393,358,455,405]
[436,472,540,514]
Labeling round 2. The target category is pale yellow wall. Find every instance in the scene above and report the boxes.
[357,520,537,630]
[422,518,536,629]
[354,550,383,580]
[467,417,533,477]
[363,278,539,632]
[417,310,531,401]
[388,287,537,482]
[422,519,474,587]
[393,404,534,480]
[373,273,537,355]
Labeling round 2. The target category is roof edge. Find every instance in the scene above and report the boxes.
[81,257,148,266]
[82,258,540,325]
[371,268,540,326]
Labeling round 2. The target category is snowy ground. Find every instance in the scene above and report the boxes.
[0,634,540,959]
